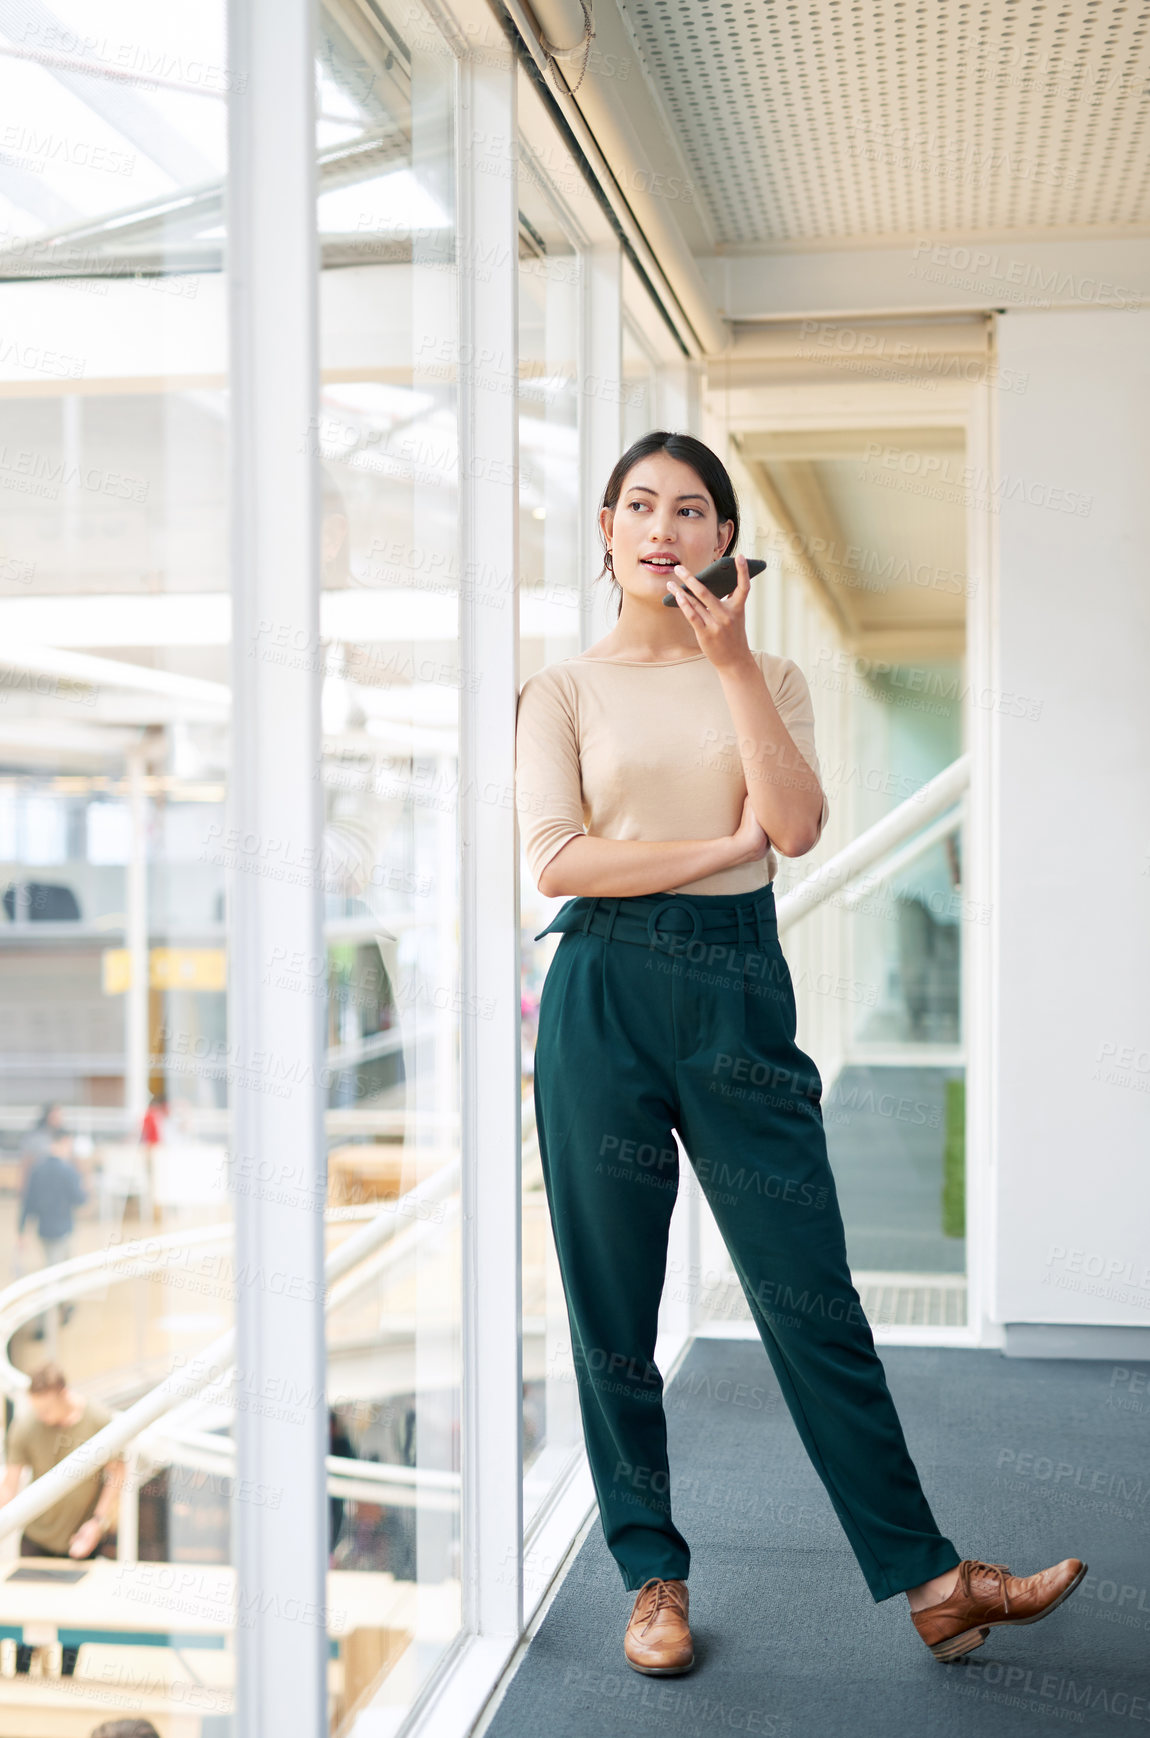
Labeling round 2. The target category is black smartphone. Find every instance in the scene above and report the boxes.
[662,554,767,606]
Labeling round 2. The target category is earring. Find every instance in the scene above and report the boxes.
[604,549,614,572]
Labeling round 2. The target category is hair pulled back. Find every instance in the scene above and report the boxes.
[597,431,740,618]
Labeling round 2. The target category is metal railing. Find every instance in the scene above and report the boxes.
[0,1159,465,1550]
[775,753,969,931]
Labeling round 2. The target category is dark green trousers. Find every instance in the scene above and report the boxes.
[532,882,961,1601]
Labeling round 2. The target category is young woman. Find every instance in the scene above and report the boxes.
[514,431,1084,1676]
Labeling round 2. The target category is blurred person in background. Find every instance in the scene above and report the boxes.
[138,1091,168,1224]
[18,1103,65,1196]
[19,1125,87,1336]
[138,1092,167,1150]
[329,1406,356,1563]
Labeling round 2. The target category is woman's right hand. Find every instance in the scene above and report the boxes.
[731,792,769,865]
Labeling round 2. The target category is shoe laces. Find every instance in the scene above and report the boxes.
[632,1577,685,1633]
[960,1559,1013,1613]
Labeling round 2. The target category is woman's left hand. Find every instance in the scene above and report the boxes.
[665,552,755,672]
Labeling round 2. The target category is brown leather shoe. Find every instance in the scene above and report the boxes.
[623,1576,694,1674]
[912,1557,1088,1661]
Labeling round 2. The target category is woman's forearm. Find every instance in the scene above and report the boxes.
[538,833,746,899]
[717,655,825,856]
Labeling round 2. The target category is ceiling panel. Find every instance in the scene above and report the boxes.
[618,0,1150,250]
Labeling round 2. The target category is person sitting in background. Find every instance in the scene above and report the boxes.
[1,1363,124,1677]
[19,1127,87,1336]
[0,1361,122,1560]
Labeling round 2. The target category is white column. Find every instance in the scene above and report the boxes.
[227,1,326,1733]
[124,741,149,1137]
[457,34,523,1639]
[963,366,995,1348]
[579,240,623,648]
[993,308,1150,1349]
[115,1448,140,1565]
[403,28,464,1599]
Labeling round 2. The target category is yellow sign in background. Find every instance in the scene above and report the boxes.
[102,948,227,994]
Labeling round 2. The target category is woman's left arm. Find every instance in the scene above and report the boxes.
[714,656,825,858]
[665,555,826,858]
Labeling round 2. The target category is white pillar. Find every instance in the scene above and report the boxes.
[458,30,524,1640]
[993,308,1150,1352]
[227,0,325,1732]
[116,1449,140,1565]
[579,240,622,648]
[124,741,149,1136]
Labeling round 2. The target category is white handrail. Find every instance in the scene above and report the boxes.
[839,802,964,910]
[132,1426,460,1505]
[775,753,970,933]
[0,1162,464,1543]
[0,1223,233,1397]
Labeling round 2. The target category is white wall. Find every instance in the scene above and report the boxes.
[994,309,1150,1332]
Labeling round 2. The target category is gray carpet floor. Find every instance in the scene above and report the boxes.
[483,1342,1150,1738]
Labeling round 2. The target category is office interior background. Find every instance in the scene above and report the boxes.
[0,0,1146,1734]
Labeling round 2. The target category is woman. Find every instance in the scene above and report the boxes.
[513,431,1084,1676]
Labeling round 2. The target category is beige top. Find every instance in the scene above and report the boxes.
[515,648,830,897]
[5,1396,114,1553]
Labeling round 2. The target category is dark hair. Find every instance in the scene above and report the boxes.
[596,431,740,620]
[29,1361,66,1394]
[90,1723,162,1738]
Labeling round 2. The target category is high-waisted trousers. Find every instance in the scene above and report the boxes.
[531,880,961,1602]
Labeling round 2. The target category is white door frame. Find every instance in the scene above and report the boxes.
[699,365,999,1351]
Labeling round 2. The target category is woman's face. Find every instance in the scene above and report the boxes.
[601,449,733,606]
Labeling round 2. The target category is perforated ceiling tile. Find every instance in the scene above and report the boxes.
[617,0,1150,248]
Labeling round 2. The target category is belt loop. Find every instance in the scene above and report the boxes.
[581,898,597,935]
[602,897,621,943]
[735,906,750,949]
[754,901,767,949]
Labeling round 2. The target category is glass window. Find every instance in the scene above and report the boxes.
[834,657,967,1311]
[313,3,464,1726]
[0,1,466,1726]
[848,661,965,1049]
[0,0,235,1709]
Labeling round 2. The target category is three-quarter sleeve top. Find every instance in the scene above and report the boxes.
[514,648,830,897]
